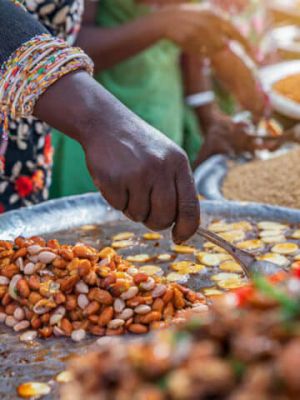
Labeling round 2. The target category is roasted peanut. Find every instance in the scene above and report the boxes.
[39,326,53,338]
[98,307,114,326]
[1,263,19,278]
[0,286,7,299]
[89,325,105,336]
[5,303,17,315]
[14,237,26,248]
[52,258,67,269]
[47,239,60,249]
[16,279,30,298]
[54,292,66,305]
[128,324,148,334]
[88,315,99,324]
[77,259,92,277]
[134,273,148,285]
[139,311,162,324]
[2,293,12,306]
[31,315,42,330]
[66,295,77,311]
[88,288,113,305]
[60,275,79,292]
[0,249,14,259]
[41,313,50,324]
[59,248,74,261]
[162,288,174,304]
[0,240,13,250]
[84,270,98,286]
[24,308,33,320]
[163,302,175,319]
[84,301,100,316]
[28,275,40,291]
[69,310,83,322]
[13,247,27,260]
[29,292,42,305]
[127,295,152,307]
[124,318,134,328]
[30,236,46,246]
[151,321,166,330]
[152,298,164,313]
[102,274,117,288]
[106,327,124,336]
[72,321,82,330]
[173,288,185,310]
[98,247,116,259]
[60,318,73,336]
[74,245,96,259]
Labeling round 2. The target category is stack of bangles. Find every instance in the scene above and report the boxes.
[0,32,94,157]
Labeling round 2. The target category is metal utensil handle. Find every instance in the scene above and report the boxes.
[196,226,254,277]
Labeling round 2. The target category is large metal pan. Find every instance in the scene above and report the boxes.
[2,194,300,399]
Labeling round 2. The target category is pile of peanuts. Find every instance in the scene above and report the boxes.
[0,237,206,341]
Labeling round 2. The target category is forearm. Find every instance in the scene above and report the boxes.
[77,15,163,73]
[182,54,218,132]
[34,71,128,146]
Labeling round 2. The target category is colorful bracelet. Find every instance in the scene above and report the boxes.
[0,34,94,156]
[10,0,27,11]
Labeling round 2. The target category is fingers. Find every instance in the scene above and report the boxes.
[144,177,177,231]
[252,137,283,153]
[219,18,252,54]
[207,8,252,54]
[172,160,200,243]
[124,181,152,223]
[93,177,129,212]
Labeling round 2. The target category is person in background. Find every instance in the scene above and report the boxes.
[50,0,267,198]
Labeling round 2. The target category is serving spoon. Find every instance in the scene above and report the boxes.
[196,226,285,278]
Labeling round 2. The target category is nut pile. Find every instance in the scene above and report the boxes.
[0,237,206,340]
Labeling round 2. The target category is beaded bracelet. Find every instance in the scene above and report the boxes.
[11,0,27,11]
[0,34,94,156]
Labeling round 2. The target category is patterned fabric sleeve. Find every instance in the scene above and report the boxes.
[25,0,84,44]
[0,0,89,212]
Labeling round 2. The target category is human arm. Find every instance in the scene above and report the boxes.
[0,0,199,242]
[210,44,266,120]
[77,2,251,73]
[34,71,200,242]
[182,53,260,165]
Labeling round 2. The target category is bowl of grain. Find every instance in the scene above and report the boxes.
[194,147,300,209]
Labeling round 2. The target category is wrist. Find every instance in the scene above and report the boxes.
[197,104,220,130]
[34,71,105,146]
[139,12,166,42]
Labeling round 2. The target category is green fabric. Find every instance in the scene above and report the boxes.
[95,0,202,157]
[50,0,202,199]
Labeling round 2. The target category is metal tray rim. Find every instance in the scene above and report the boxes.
[2,193,300,240]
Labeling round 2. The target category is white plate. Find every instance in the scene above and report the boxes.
[259,60,300,120]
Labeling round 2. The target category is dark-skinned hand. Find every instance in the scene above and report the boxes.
[195,112,262,166]
[34,71,200,243]
[148,3,251,57]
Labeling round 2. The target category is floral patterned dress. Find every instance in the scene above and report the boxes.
[0,0,83,213]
